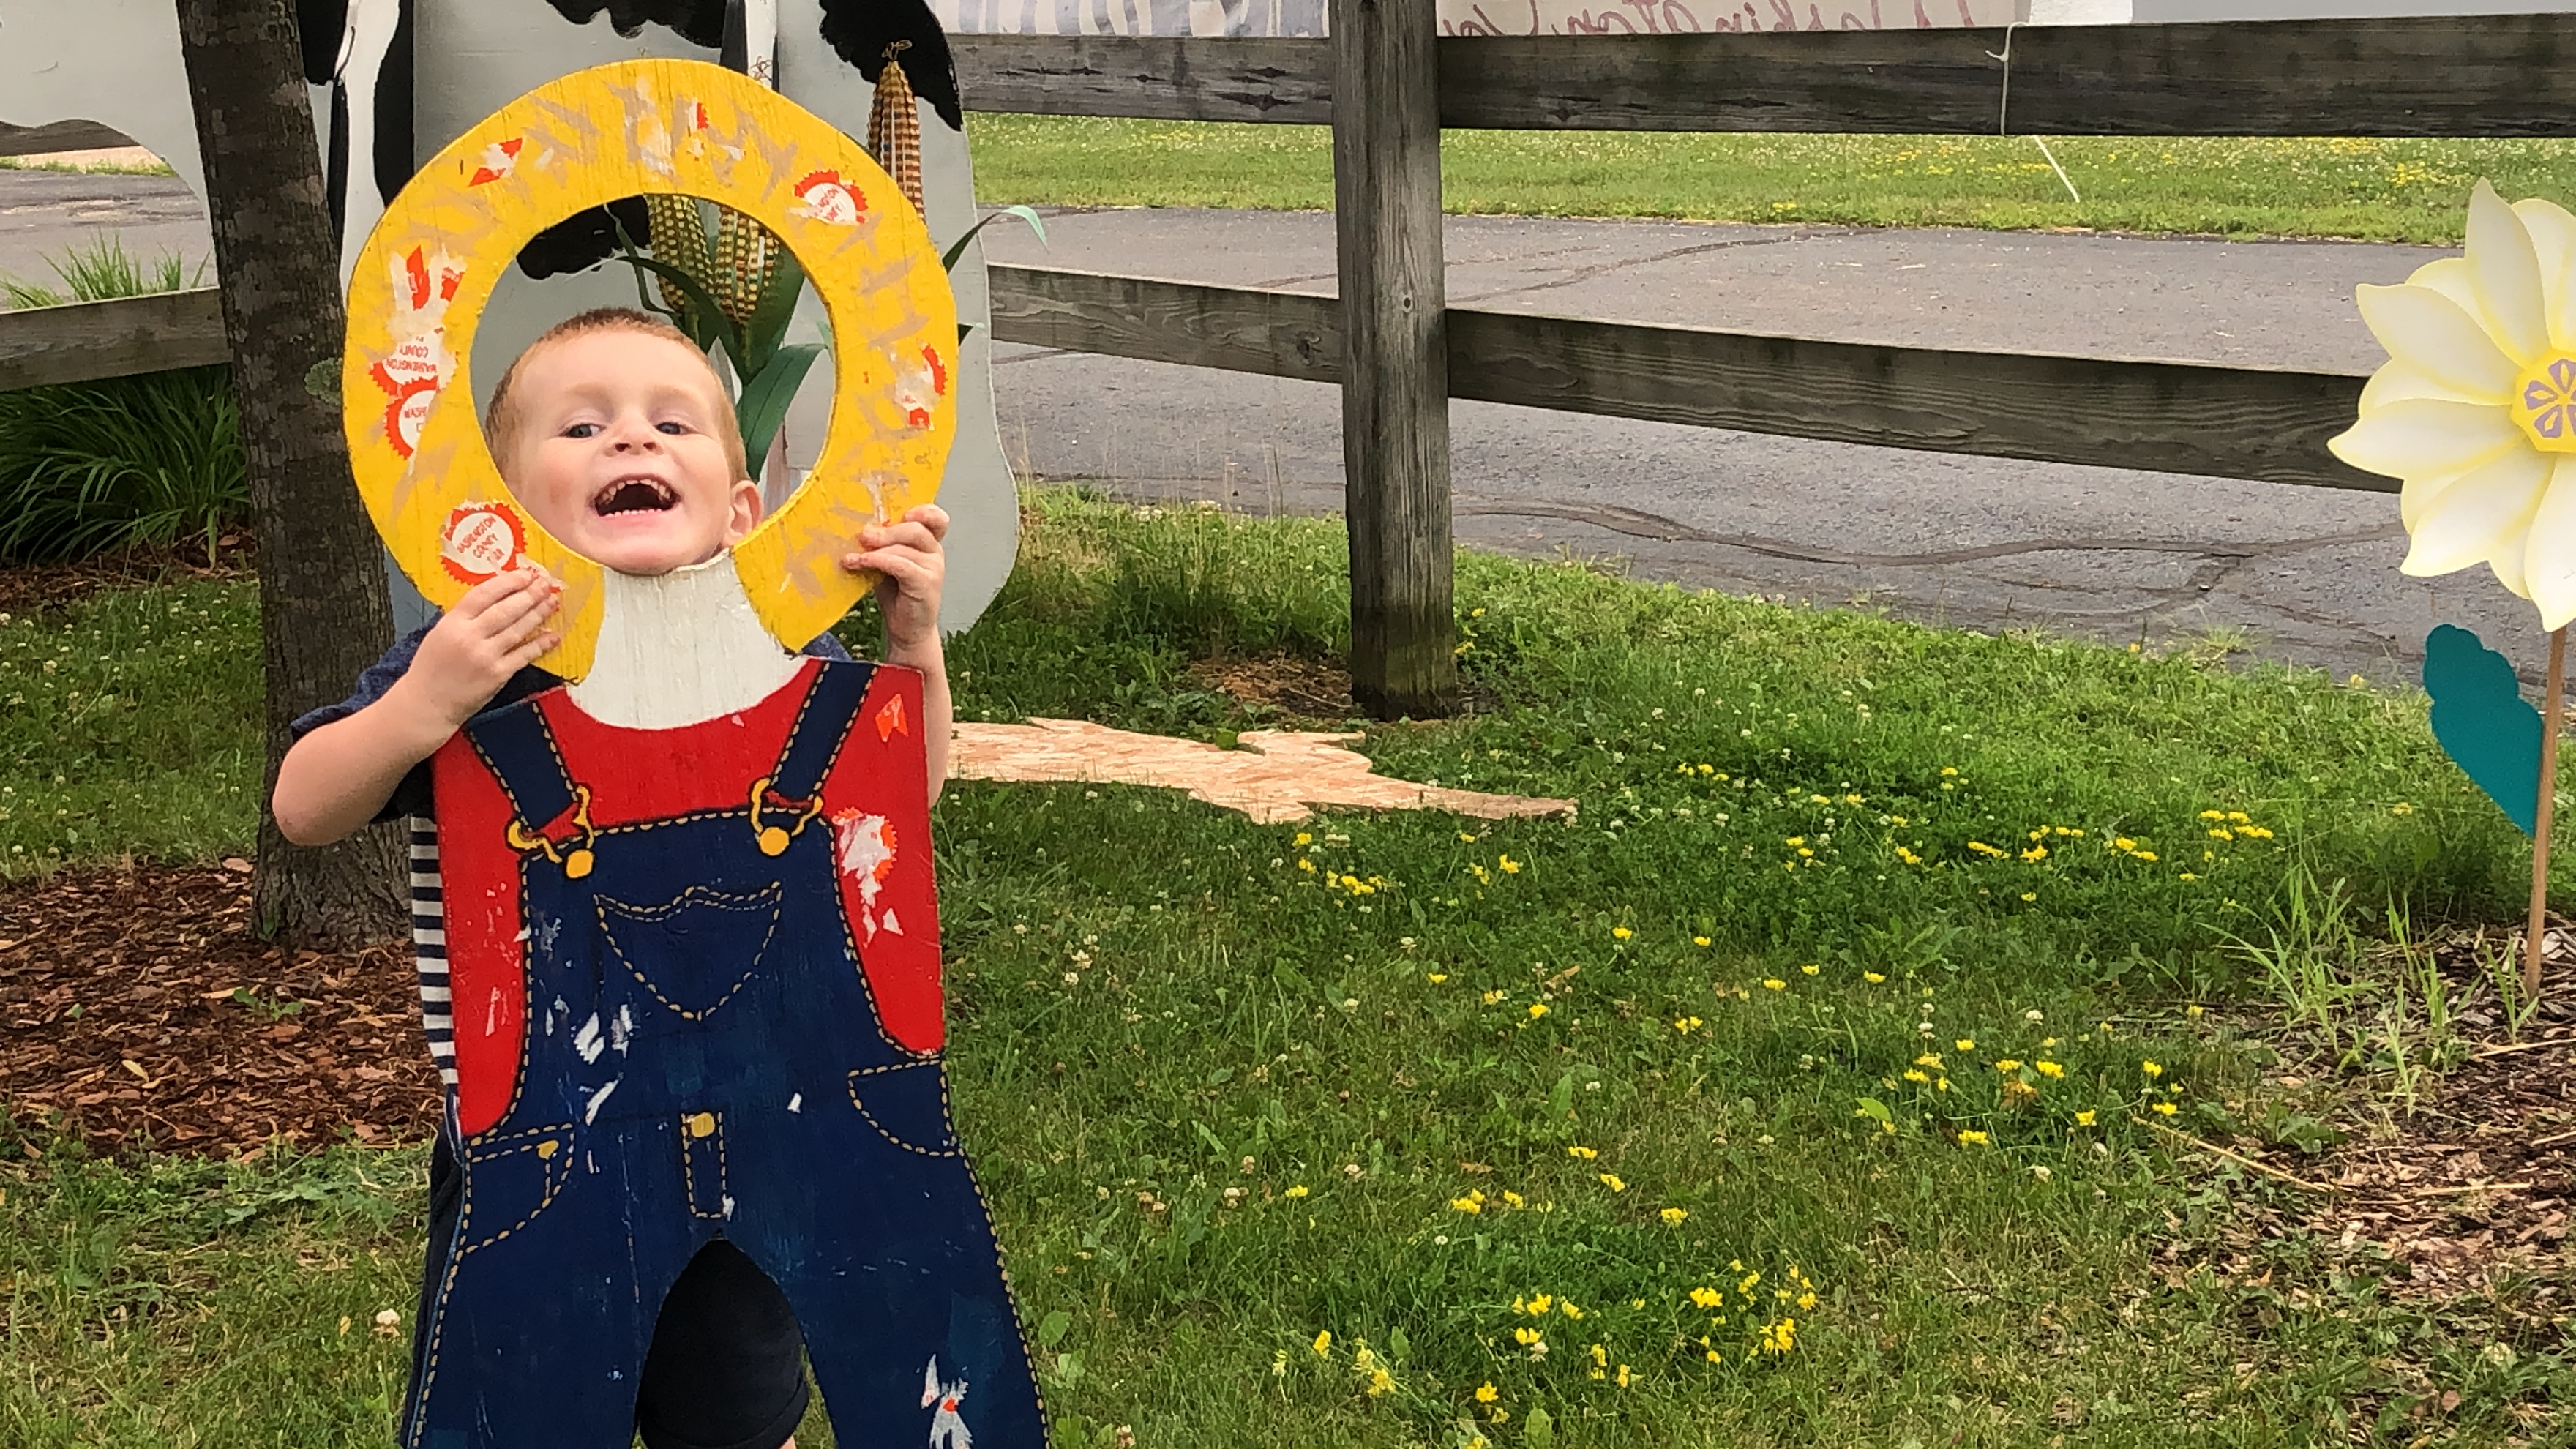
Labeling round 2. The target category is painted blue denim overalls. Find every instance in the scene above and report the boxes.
[401,661,1043,1448]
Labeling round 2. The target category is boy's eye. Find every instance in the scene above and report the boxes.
[563,422,601,439]
[656,420,692,436]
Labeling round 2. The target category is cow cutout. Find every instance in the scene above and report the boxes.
[0,0,1022,634]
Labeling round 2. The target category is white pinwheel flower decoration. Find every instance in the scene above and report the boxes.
[2332,179,2576,628]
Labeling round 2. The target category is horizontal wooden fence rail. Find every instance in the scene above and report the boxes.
[989,263,2381,491]
[0,119,134,158]
[0,288,227,392]
[954,16,2576,137]
[4,277,2381,490]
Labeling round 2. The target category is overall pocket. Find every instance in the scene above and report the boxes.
[457,1121,577,1255]
[595,883,782,1021]
[845,1059,960,1157]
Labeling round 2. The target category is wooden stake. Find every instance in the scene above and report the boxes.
[2528,624,2566,1000]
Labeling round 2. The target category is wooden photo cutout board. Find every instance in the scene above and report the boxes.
[344,60,1045,1449]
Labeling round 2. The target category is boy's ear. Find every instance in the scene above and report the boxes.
[724,476,765,544]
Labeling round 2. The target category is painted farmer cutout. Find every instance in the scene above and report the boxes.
[334,59,1042,1448]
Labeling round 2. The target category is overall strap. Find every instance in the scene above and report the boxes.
[463,697,596,878]
[749,661,876,857]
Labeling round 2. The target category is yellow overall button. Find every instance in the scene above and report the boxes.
[686,1112,718,1139]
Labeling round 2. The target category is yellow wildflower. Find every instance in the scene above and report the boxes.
[1285,1185,1310,1199]
[1693,935,1712,947]
[1903,1068,1929,1084]
[1689,1286,1723,1308]
[1568,1145,1598,1160]
[1761,978,1786,991]
[1498,855,1521,874]
[1956,1038,1976,1052]
[1916,1053,1943,1068]
[1427,973,1448,984]
[1864,971,1887,984]
[1527,1294,1552,1315]
[1502,1189,1524,1208]
[2074,1109,2097,1127]
[2141,1060,2163,1077]
[2034,1061,2064,1078]
[1993,1058,2023,1073]
[1958,1130,1991,1145]
[1611,926,1633,940]
[1598,1172,1626,1192]
[2153,1101,2179,1115]
[1801,964,1820,976]
[1527,1003,1549,1020]
[1660,1207,1689,1225]
[1475,1383,1499,1404]
[1616,1365,1633,1388]
[1313,1330,1332,1356]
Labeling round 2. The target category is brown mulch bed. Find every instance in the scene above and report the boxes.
[1188,652,1357,720]
[2164,927,2575,1318]
[0,539,251,617]
[0,861,438,1157]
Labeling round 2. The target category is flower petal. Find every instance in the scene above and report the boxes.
[2468,179,2550,365]
[2362,363,2484,412]
[2404,441,2545,533]
[2329,397,2520,482]
[2516,196,2576,351]
[2403,446,2552,577]
[2409,255,2483,318]
[2355,284,2516,400]
[2523,456,2576,627]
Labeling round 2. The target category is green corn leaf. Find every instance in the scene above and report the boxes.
[940,204,1047,272]
[735,343,825,473]
[739,244,810,380]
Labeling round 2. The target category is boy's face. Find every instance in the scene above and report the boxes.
[500,329,760,577]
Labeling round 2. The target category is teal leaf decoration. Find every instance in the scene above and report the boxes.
[2423,624,2542,836]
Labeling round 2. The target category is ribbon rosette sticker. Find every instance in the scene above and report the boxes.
[2332,180,2576,625]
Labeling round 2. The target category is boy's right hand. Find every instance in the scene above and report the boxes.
[400,568,561,730]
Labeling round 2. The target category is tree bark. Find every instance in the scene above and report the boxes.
[1333,0,1457,719]
[178,0,405,945]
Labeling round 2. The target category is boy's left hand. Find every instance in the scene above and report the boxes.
[844,503,948,653]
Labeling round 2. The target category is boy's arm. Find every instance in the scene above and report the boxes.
[272,570,561,845]
[847,504,951,805]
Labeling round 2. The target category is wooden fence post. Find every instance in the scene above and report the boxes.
[1333,0,1458,719]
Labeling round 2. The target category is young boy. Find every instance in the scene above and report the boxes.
[275,307,960,1449]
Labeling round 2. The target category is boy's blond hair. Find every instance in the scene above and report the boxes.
[482,307,749,483]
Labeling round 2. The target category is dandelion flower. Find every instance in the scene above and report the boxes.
[1956,1038,1976,1052]
[1661,1206,1689,1224]
[1527,1003,1550,1020]
[1314,1330,1332,1356]
[1475,1383,1499,1404]
[2074,1109,2097,1127]
[2153,1101,2179,1115]
[1612,926,1633,940]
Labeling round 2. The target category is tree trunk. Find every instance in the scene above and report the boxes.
[178,0,405,946]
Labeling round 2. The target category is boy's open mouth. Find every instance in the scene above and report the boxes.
[593,476,677,516]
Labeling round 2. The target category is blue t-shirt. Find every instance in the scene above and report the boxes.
[291,620,855,823]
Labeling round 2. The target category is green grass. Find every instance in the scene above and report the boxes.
[0,237,242,565]
[967,116,2576,244]
[4,491,2568,1445]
